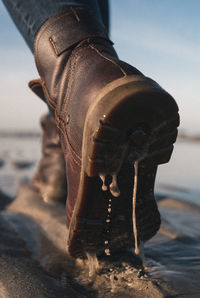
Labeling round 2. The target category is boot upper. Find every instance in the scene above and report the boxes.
[32,7,143,158]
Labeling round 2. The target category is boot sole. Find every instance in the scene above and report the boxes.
[67,75,179,258]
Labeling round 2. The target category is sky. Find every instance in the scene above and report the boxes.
[0,0,200,133]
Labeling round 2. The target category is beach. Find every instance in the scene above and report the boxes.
[0,133,200,297]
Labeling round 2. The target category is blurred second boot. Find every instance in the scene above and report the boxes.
[33,113,67,204]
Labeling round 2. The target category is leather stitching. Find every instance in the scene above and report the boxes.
[37,76,81,162]
[61,52,79,119]
[61,44,91,119]
[49,37,59,56]
[71,7,80,22]
[55,110,81,162]
[56,121,81,167]
[89,44,127,77]
[40,80,56,109]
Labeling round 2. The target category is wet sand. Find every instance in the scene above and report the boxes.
[0,184,199,297]
[0,135,200,297]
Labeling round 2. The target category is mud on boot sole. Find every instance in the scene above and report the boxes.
[67,75,179,258]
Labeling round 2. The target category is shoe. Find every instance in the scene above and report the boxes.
[29,8,179,258]
[33,113,67,204]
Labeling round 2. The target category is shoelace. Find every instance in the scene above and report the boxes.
[132,160,139,255]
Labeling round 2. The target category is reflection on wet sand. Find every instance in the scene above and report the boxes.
[146,197,200,297]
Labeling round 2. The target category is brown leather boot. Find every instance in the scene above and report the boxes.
[33,113,67,204]
[29,8,179,258]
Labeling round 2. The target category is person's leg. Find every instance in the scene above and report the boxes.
[2,0,104,52]
[98,0,109,34]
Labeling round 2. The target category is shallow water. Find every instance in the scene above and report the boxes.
[0,135,199,203]
[156,139,200,206]
[0,136,41,196]
[147,202,200,288]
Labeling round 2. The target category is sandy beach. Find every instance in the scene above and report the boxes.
[0,134,200,297]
